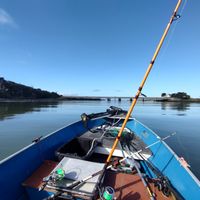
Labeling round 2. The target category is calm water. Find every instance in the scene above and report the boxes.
[0,100,200,180]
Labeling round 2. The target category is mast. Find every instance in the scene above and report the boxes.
[106,0,182,164]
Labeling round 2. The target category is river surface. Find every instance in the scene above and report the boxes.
[0,100,200,180]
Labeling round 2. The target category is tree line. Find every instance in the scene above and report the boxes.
[0,77,61,99]
[161,92,190,99]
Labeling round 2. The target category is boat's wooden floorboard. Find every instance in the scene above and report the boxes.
[103,170,174,200]
[22,160,174,200]
[22,160,58,188]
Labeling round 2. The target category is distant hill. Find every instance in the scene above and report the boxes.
[0,77,61,99]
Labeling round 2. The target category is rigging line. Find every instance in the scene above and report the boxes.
[179,0,188,15]
[175,132,190,165]
[158,0,187,63]
[124,144,155,200]
[158,20,179,62]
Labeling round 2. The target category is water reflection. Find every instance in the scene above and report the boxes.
[161,102,190,111]
[0,101,59,121]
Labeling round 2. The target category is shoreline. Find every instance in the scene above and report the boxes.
[154,97,200,103]
[0,97,200,103]
[0,96,102,102]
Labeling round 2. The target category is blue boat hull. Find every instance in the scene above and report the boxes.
[0,119,104,200]
[127,119,200,200]
[0,118,199,200]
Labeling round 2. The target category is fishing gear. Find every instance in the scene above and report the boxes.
[123,144,156,200]
[129,141,184,200]
[105,0,183,165]
[102,186,115,200]
[134,132,176,155]
[142,155,184,200]
[39,168,65,192]
[173,14,181,21]
[41,132,180,200]
[40,131,176,192]
[116,129,180,199]
[43,191,75,200]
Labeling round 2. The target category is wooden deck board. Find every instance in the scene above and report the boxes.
[22,160,175,200]
[103,171,174,200]
[22,160,58,188]
[103,171,150,200]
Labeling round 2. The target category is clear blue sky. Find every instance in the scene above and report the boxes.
[0,0,199,97]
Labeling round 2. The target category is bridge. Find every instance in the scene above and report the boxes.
[61,96,162,102]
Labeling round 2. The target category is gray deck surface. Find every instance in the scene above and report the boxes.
[47,157,104,194]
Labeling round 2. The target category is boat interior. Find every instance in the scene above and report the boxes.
[22,108,177,200]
